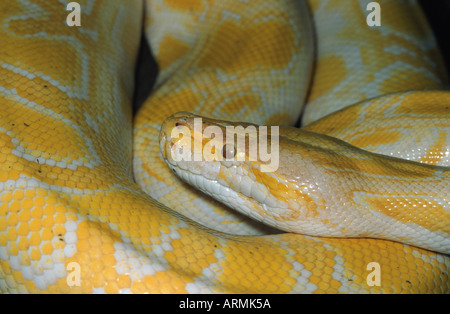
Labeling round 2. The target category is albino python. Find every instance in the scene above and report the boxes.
[0,0,449,293]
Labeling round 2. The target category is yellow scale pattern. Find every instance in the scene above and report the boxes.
[0,0,449,293]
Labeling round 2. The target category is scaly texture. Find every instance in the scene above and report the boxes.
[0,0,449,294]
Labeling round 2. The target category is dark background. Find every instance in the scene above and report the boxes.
[420,0,450,71]
[133,0,450,110]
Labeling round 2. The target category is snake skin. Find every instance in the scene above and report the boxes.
[0,0,449,293]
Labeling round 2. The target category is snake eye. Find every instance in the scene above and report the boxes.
[222,144,236,159]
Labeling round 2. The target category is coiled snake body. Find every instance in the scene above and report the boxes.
[0,0,449,293]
